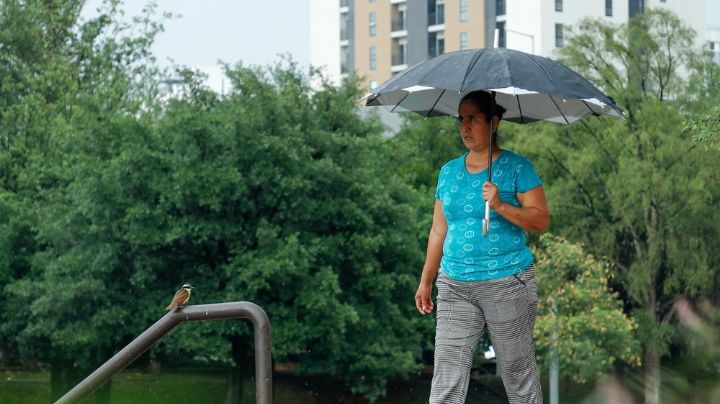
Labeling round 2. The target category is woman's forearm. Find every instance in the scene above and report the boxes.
[495,202,549,232]
[420,227,445,286]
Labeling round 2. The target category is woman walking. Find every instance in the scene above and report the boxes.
[415,90,550,404]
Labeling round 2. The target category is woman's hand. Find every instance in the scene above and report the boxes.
[482,181,502,209]
[415,283,434,315]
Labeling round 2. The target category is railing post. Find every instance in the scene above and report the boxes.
[55,302,272,404]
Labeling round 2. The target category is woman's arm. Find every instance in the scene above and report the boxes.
[415,199,447,315]
[483,182,550,232]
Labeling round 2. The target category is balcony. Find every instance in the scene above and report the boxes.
[391,55,407,73]
[392,54,407,66]
[428,8,444,26]
[392,18,406,32]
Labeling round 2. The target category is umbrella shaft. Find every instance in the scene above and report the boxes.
[487,92,496,183]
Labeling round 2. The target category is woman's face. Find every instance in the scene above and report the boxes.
[458,100,499,152]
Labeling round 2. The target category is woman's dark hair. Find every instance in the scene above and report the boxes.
[459,91,507,124]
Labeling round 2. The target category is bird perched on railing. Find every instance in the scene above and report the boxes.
[166,283,193,310]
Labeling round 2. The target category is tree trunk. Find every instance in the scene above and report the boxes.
[644,289,660,404]
[50,359,64,402]
[226,366,243,404]
[644,345,660,404]
[225,336,254,404]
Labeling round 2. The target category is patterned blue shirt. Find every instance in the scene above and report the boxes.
[435,150,542,282]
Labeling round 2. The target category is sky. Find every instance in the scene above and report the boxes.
[82,0,312,92]
[708,0,720,30]
[82,0,720,91]
[84,0,311,67]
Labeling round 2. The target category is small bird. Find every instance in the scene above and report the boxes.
[166,283,193,311]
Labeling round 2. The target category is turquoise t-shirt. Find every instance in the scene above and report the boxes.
[434,150,542,282]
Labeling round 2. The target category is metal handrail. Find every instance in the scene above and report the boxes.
[55,302,272,404]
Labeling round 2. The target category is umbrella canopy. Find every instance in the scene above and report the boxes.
[363,47,623,236]
[362,47,623,123]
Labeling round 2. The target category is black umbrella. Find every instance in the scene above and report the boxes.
[362,47,623,235]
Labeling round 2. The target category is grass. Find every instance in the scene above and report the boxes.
[0,368,492,404]
[1,369,229,404]
[1,365,717,403]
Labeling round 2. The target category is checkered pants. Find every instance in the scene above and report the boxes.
[430,265,543,404]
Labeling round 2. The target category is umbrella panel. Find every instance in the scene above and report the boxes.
[369,88,623,124]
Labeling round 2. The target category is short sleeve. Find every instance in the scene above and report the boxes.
[515,158,542,193]
[434,168,443,199]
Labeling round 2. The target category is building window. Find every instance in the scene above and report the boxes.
[429,0,444,25]
[460,0,468,21]
[428,32,445,57]
[460,32,468,50]
[555,0,562,12]
[496,21,506,47]
[340,14,349,40]
[369,12,376,36]
[605,0,612,16]
[393,4,407,31]
[341,46,349,74]
[629,0,645,17]
[370,46,377,70]
[710,42,715,51]
[393,38,407,65]
[496,0,505,16]
[555,24,564,47]
[340,0,349,7]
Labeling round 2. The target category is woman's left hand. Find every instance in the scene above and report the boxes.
[482,181,502,209]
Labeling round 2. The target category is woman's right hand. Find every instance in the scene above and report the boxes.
[415,283,434,315]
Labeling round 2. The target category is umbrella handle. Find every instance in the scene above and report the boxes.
[482,201,490,236]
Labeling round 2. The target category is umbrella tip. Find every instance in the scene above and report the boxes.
[358,92,374,106]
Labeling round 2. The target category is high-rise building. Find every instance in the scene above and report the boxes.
[339,0,495,89]
[498,0,706,58]
[315,1,709,90]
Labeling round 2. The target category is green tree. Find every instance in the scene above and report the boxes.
[0,0,165,401]
[505,9,720,403]
[532,235,640,384]
[0,1,431,401]
[95,62,426,400]
[685,105,720,149]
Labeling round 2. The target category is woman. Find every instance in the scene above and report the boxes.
[415,90,549,404]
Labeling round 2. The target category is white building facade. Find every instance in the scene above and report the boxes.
[707,30,720,63]
[310,0,342,85]
[498,0,706,58]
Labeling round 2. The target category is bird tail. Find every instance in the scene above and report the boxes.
[166,302,176,311]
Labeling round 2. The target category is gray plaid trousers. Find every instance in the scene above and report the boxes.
[430,265,543,404]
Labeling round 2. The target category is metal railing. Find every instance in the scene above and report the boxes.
[55,302,272,404]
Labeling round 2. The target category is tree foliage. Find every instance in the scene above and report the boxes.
[532,235,640,383]
[504,8,720,403]
[0,1,433,401]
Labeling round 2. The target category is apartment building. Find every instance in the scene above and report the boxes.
[340,0,495,89]
[498,0,706,58]
[319,0,709,89]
